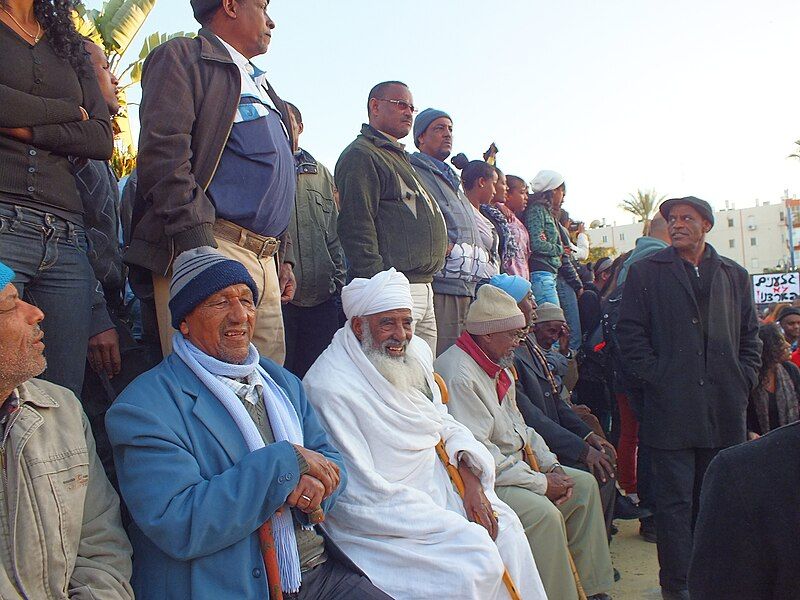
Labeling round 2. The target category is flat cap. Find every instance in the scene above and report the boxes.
[659,196,715,227]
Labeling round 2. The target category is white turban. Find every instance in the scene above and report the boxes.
[341,268,414,320]
[529,170,565,194]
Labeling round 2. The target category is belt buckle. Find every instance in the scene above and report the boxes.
[258,238,276,259]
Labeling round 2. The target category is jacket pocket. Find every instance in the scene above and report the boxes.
[308,190,334,233]
[27,447,90,593]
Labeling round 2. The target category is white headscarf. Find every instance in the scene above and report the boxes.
[529,170,565,194]
[341,268,414,320]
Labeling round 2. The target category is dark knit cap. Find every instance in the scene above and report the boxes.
[190,0,220,22]
[413,108,451,149]
[659,196,715,227]
[169,247,258,329]
[778,307,800,322]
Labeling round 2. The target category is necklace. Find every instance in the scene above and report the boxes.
[0,6,41,43]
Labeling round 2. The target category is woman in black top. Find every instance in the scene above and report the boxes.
[0,0,112,394]
[747,323,800,438]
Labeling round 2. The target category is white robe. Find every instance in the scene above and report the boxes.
[303,327,547,600]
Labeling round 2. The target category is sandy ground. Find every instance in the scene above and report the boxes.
[609,519,663,600]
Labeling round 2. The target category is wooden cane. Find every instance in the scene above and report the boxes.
[435,439,523,600]
[259,508,325,600]
[433,373,522,600]
[258,520,284,600]
[523,444,588,600]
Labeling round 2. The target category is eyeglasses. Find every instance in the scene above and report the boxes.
[373,98,418,114]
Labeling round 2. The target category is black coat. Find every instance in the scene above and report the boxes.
[513,337,593,463]
[688,422,800,599]
[616,244,761,449]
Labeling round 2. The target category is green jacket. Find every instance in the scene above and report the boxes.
[289,149,346,307]
[335,125,447,283]
[524,201,563,273]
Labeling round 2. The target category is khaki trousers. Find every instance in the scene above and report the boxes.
[409,282,437,355]
[433,293,471,357]
[153,236,286,364]
[496,466,614,599]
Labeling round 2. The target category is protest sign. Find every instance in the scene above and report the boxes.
[752,272,800,304]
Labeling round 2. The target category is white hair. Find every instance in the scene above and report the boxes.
[360,326,427,394]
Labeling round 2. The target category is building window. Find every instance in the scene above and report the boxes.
[729,239,735,248]
[780,211,785,222]
[602,235,608,243]
[619,233,625,241]
[750,237,757,246]
[727,218,734,227]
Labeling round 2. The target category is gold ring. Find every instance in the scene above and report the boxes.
[492,511,499,519]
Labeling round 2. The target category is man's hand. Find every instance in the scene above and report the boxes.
[584,445,616,484]
[0,127,33,142]
[459,461,498,540]
[286,474,325,514]
[558,323,571,355]
[545,471,575,506]
[586,432,617,461]
[87,328,121,379]
[292,445,340,498]
[279,262,296,303]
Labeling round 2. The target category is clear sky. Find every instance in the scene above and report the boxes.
[89,0,800,225]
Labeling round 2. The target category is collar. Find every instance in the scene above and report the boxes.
[361,124,408,154]
[413,152,460,190]
[214,35,250,72]
[455,331,513,403]
[215,371,264,406]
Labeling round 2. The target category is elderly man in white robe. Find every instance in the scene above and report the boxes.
[303,269,546,600]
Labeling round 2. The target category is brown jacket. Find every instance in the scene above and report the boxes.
[127,28,295,276]
[0,379,132,599]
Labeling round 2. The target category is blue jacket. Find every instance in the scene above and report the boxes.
[106,353,347,599]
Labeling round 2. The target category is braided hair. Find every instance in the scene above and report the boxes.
[6,0,89,71]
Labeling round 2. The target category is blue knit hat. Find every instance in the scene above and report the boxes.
[0,261,14,291]
[169,247,258,329]
[413,108,451,148]
[488,273,532,304]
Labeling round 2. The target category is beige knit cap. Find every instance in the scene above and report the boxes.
[533,302,565,324]
[465,285,527,335]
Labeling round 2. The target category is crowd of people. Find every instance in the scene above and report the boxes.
[2,0,800,599]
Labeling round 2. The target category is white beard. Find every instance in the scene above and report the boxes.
[361,327,428,394]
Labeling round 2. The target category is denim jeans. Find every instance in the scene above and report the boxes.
[530,271,559,306]
[0,203,95,395]
[556,275,582,351]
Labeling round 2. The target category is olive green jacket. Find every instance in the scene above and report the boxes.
[335,125,447,283]
[289,149,346,308]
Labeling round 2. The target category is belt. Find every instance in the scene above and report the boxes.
[213,219,280,259]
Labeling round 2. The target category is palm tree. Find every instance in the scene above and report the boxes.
[74,1,193,176]
[619,188,665,235]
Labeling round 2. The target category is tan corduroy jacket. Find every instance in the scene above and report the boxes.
[435,344,559,495]
[0,379,132,600]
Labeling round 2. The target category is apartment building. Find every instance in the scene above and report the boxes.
[585,200,796,274]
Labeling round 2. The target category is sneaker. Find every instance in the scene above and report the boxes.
[615,493,653,520]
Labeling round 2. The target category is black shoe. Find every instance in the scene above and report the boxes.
[613,567,621,582]
[588,594,613,600]
[639,517,657,543]
[661,588,689,600]
[610,522,619,536]
[615,493,653,520]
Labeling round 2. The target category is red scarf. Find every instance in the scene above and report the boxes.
[455,331,512,403]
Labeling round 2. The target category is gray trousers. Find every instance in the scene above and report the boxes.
[433,292,471,356]
[289,558,394,600]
